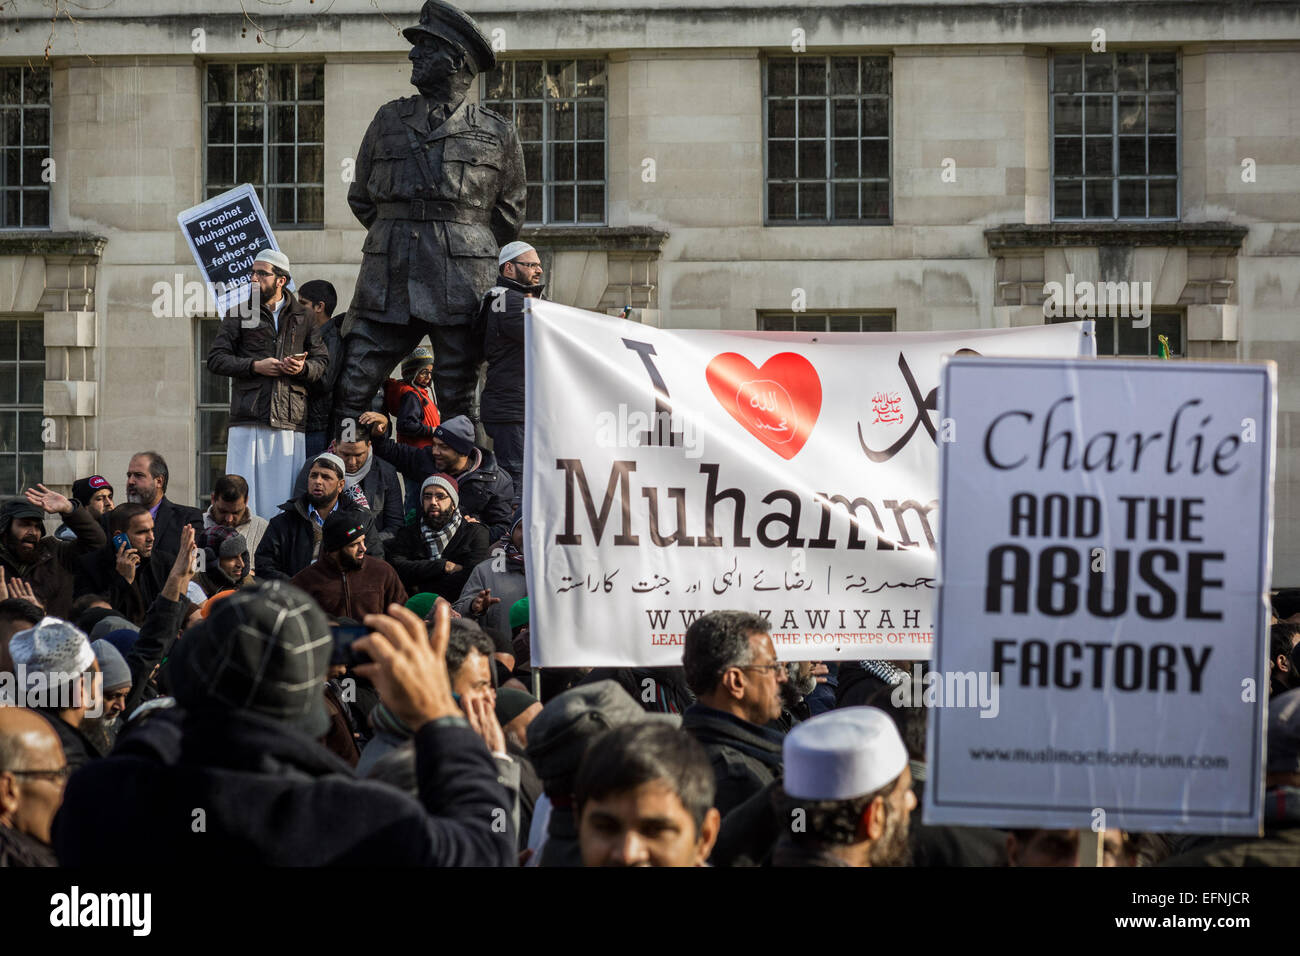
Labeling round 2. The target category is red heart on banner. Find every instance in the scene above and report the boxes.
[705,352,822,460]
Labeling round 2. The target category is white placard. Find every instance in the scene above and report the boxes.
[177,184,281,317]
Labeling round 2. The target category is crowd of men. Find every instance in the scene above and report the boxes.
[2,238,1298,867]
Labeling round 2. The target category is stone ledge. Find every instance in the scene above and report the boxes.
[0,232,108,258]
[985,222,1248,252]
[521,225,669,253]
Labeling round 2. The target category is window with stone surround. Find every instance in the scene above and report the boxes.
[481,60,606,225]
[0,318,44,494]
[196,319,229,507]
[764,55,891,224]
[1050,310,1184,357]
[1051,51,1179,221]
[759,311,894,332]
[204,63,324,228]
[0,67,51,229]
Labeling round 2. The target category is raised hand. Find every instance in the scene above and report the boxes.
[358,411,388,436]
[470,588,500,617]
[115,541,140,584]
[25,483,73,515]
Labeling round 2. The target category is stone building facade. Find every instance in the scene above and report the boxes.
[0,1,1297,580]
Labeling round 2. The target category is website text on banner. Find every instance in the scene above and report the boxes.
[524,300,1092,667]
[925,357,1275,836]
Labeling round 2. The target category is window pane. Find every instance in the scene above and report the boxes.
[270,144,294,184]
[1095,317,1116,356]
[207,106,234,144]
[22,149,45,186]
[236,105,263,140]
[298,104,323,142]
[516,61,543,98]
[576,60,606,96]
[1117,316,1148,355]
[833,140,857,178]
[833,181,857,218]
[22,109,48,146]
[551,183,574,221]
[1084,96,1112,134]
[1148,98,1177,134]
[1152,313,1182,356]
[267,186,294,223]
[546,60,576,99]
[18,364,42,403]
[517,102,542,140]
[522,142,541,177]
[1085,137,1113,175]
[525,184,542,222]
[0,364,14,403]
[577,184,603,222]
[861,99,888,137]
[17,454,41,493]
[0,321,15,356]
[1085,179,1112,218]
[768,182,795,219]
[23,189,47,227]
[833,99,857,136]
[798,59,826,96]
[236,65,266,102]
[0,71,20,105]
[18,410,42,447]
[830,57,858,95]
[768,59,796,96]
[769,101,795,138]
[1149,136,1176,176]
[798,100,825,138]
[551,142,575,180]
[3,149,18,183]
[769,142,795,179]
[577,101,603,139]
[797,140,825,179]
[1149,179,1177,217]
[1118,136,1145,175]
[207,65,234,102]
[18,323,42,360]
[549,102,574,140]
[0,455,14,495]
[1116,52,1145,91]
[795,314,826,332]
[298,145,323,183]
[269,63,295,101]
[1054,179,1082,218]
[1118,179,1146,217]
[207,146,234,184]
[297,187,323,224]
[237,146,263,184]
[1148,53,1178,91]
[270,104,295,143]
[763,315,794,331]
[862,139,889,178]
[299,63,324,101]
[1054,95,1082,134]
[1054,138,1082,176]
[1084,53,1113,92]
[1054,55,1083,92]
[798,183,826,219]
[862,180,889,218]
[576,142,603,181]
[1118,95,1145,134]
[22,69,50,104]
[483,64,511,102]
[862,58,890,94]
[828,315,860,332]
[2,112,18,147]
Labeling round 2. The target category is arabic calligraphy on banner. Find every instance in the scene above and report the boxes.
[524,301,1093,667]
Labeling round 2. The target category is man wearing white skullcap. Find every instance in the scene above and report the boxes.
[471,241,545,506]
[771,706,916,867]
[207,245,330,519]
[7,617,106,770]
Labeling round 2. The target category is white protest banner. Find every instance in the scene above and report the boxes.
[925,357,1275,836]
[177,184,280,317]
[524,300,1092,667]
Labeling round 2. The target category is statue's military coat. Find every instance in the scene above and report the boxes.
[348,95,526,327]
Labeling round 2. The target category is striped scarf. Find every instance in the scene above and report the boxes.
[420,511,462,560]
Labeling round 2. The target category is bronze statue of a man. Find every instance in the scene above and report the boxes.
[336,0,526,427]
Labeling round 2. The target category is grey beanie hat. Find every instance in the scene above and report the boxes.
[91,639,133,693]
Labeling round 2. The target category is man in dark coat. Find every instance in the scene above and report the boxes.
[473,240,544,505]
[206,249,330,520]
[76,503,176,627]
[291,511,408,621]
[0,486,105,621]
[0,707,66,867]
[291,422,404,542]
[8,617,105,771]
[334,0,526,427]
[122,451,204,558]
[298,279,345,461]
[255,453,384,581]
[360,412,514,542]
[53,584,517,866]
[680,611,787,817]
[387,474,489,600]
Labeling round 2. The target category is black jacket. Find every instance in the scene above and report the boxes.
[387,517,490,600]
[0,502,104,620]
[304,315,345,434]
[371,435,515,542]
[292,453,404,541]
[149,497,205,560]
[123,594,187,718]
[473,274,542,423]
[253,496,385,582]
[206,293,329,431]
[0,826,57,867]
[35,710,104,772]
[76,542,176,626]
[52,708,517,866]
[682,704,785,817]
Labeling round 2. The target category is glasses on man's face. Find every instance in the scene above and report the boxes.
[10,767,70,783]
[517,262,543,272]
[739,662,785,677]
[250,269,274,278]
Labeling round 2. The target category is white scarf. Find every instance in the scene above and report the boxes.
[345,449,374,490]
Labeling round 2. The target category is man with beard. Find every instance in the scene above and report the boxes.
[194,526,253,596]
[453,517,527,674]
[388,474,489,600]
[0,486,106,621]
[86,640,132,755]
[291,511,407,621]
[55,475,114,542]
[123,452,203,558]
[473,241,545,505]
[255,453,384,580]
[361,412,515,543]
[8,617,105,771]
[772,707,916,868]
[291,423,404,542]
[77,504,178,626]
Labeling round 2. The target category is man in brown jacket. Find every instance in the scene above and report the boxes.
[292,510,407,621]
[0,486,106,620]
[206,249,329,520]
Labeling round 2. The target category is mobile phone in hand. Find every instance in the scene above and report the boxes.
[330,624,373,669]
[113,532,130,551]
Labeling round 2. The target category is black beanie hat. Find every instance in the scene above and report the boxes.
[322,511,368,553]
[71,475,113,507]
